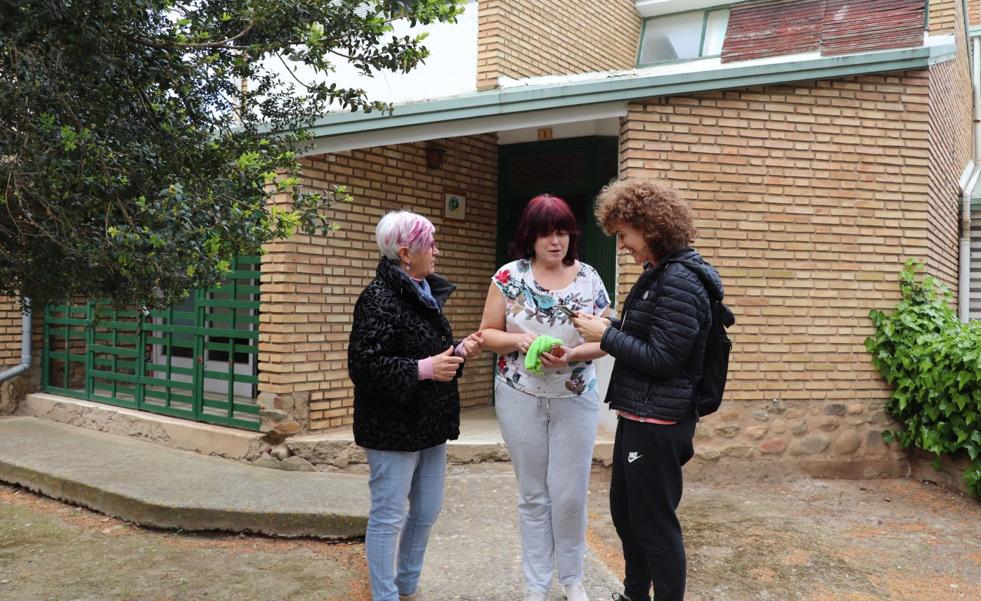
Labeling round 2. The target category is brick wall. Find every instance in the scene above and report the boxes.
[930,0,958,32]
[970,0,981,25]
[820,0,926,56]
[0,297,42,413]
[723,0,925,63]
[0,297,23,365]
[476,0,641,90]
[259,136,499,431]
[927,0,974,289]
[723,0,826,62]
[618,71,935,475]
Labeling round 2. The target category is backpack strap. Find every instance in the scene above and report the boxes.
[664,259,719,301]
[665,259,734,327]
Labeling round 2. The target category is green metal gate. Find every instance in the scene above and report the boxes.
[42,256,261,431]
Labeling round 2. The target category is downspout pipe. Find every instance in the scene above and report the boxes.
[0,300,31,384]
[960,35,981,323]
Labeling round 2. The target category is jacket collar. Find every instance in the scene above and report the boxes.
[375,258,456,309]
[648,247,697,270]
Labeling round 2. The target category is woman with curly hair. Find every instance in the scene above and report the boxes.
[573,180,725,601]
[478,194,612,601]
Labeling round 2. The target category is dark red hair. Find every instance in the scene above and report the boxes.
[508,194,579,266]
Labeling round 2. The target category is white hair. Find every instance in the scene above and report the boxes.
[375,211,436,261]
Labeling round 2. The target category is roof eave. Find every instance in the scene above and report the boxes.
[303,40,955,142]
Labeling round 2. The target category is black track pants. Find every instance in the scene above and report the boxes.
[610,416,696,601]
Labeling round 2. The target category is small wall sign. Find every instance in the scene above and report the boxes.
[445,193,466,220]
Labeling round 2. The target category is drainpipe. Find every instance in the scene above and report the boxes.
[960,35,981,323]
[0,300,31,384]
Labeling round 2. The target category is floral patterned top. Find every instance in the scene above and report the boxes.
[493,259,611,398]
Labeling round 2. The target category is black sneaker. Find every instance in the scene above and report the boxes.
[611,594,653,601]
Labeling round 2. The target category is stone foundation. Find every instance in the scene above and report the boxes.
[0,365,41,415]
[257,391,310,439]
[689,399,908,480]
[19,393,263,459]
[265,399,909,483]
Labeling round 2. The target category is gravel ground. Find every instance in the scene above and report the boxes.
[1,465,979,601]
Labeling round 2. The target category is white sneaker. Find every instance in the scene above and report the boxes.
[564,582,589,601]
[524,592,548,601]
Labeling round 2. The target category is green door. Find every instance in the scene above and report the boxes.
[497,136,619,299]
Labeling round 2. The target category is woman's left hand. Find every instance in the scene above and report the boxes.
[539,345,571,369]
[458,331,485,359]
[572,313,608,343]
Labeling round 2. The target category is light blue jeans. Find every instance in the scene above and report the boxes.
[495,381,601,594]
[364,444,447,601]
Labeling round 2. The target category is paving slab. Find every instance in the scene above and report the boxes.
[0,416,368,538]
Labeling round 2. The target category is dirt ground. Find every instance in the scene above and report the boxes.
[0,484,369,601]
[1,466,979,601]
[587,472,981,601]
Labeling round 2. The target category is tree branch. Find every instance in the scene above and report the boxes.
[274,52,316,91]
[136,19,256,49]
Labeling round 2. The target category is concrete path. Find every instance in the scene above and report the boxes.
[421,465,622,601]
[0,416,368,538]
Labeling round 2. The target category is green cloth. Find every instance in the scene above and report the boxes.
[524,335,564,374]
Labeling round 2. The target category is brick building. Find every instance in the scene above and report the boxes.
[3,0,980,478]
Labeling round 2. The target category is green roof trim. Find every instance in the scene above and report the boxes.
[303,42,955,140]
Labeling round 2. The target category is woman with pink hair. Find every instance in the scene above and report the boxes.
[349,210,484,601]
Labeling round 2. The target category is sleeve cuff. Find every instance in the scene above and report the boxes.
[600,326,616,354]
[418,357,434,381]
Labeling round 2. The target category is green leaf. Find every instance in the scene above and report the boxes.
[867,261,981,497]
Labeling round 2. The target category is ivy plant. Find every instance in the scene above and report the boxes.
[866,260,981,497]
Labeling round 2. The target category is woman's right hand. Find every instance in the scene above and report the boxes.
[572,313,609,343]
[516,333,537,355]
[432,346,465,382]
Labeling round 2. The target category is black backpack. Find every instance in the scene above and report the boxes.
[670,260,735,418]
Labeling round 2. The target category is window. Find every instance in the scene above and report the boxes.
[638,8,730,66]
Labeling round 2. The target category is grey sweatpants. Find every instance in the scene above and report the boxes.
[495,380,601,593]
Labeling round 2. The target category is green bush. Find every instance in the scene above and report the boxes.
[865,260,981,497]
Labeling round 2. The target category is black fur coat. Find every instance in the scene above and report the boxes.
[348,258,462,451]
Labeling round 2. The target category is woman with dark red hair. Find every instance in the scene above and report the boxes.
[478,194,612,601]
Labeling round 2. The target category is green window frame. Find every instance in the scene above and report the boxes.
[637,6,731,67]
[41,256,262,431]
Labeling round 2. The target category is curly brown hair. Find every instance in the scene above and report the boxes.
[594,179,695,260]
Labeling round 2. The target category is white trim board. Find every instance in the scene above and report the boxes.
[299,102,628,156]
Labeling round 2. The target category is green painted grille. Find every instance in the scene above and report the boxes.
[42,256,261,431]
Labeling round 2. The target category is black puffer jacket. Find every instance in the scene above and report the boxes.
[600,248,722,421]
[348,258,463,451]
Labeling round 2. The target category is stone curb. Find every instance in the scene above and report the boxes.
[0,417,369,539]
[0,458,366,538]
